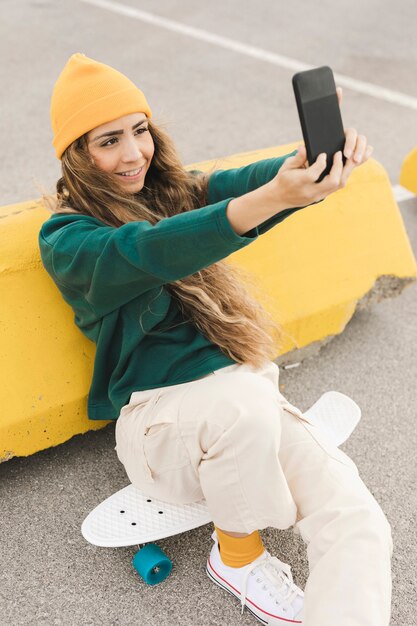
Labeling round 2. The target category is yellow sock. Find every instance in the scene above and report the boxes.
[214,526,265,568]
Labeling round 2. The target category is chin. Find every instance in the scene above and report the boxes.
[132,180,145,193]
[115,178,145,194]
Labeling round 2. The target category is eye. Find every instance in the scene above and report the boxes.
[100,126,149,147]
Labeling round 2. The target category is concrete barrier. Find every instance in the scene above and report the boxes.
[1,141,416,461]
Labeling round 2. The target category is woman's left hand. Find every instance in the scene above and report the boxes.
[336,86,374,186]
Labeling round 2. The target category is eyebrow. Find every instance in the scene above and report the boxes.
[90,118,148,143]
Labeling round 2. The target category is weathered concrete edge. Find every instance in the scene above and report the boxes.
[275,274,415,367]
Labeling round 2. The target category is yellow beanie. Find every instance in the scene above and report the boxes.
[50,53,152,160]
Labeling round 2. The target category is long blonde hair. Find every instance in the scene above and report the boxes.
[40,119,285,368]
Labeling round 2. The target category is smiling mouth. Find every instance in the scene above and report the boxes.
[115,167,143,178]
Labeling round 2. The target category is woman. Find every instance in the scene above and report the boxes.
[39,53,392,625]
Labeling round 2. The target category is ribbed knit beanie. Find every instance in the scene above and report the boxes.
[50,52,152,160]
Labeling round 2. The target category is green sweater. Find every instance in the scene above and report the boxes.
[38,150,316,420]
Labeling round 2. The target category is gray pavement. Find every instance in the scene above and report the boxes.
[1,1,416,625]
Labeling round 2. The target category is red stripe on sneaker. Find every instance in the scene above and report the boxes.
[207,555,302,624]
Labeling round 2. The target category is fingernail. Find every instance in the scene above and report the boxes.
[345,149,352,158]
[355,153,362,162]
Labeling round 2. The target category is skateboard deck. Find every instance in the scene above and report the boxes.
[81,486,211,547]
[302,390,361,446]
[81,390,361,549]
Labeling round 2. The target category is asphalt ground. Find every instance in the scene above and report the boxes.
[1,1,416,625]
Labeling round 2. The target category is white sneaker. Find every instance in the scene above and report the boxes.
[206,530,304,625]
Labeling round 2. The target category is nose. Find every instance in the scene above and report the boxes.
[121,136,143,163]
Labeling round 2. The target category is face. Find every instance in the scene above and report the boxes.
[86,112,154,193]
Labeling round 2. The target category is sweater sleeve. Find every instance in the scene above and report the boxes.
[206,150,323,235]
[38,199,259,317]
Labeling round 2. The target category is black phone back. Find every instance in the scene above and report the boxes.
[292,66,346,182]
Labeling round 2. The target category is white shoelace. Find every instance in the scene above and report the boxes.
[239,552,303,616]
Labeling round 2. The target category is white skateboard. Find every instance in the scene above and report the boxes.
[81,391,361,585]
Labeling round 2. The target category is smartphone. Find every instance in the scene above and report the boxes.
[292,66,346,183]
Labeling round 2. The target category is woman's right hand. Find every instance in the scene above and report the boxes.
[270,142,373,209]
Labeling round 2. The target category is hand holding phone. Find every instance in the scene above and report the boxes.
[269,146,344,209]
[269,135,373,210]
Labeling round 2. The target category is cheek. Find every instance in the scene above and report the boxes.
[147,135,155,159]
[90,152,114,172]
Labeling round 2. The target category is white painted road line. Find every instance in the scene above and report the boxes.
[79,0,417,112]
[392,185,416,203]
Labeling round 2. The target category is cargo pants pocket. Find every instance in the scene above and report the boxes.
[141,390,191,484]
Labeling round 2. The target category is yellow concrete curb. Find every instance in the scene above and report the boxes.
[400,146,417,195]
[1,141,416,461]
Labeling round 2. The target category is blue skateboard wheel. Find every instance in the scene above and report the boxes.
[132,543,172,585]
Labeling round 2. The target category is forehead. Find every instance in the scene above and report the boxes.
[88,112,148,137]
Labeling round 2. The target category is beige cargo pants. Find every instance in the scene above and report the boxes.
[115,360,393,626]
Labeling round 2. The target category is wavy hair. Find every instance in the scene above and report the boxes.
[40,118,286,368]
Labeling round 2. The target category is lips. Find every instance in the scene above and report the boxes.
[116,167,142,176]
[114,166,146,183]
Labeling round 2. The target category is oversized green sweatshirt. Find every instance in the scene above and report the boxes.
[38,150,318,420]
